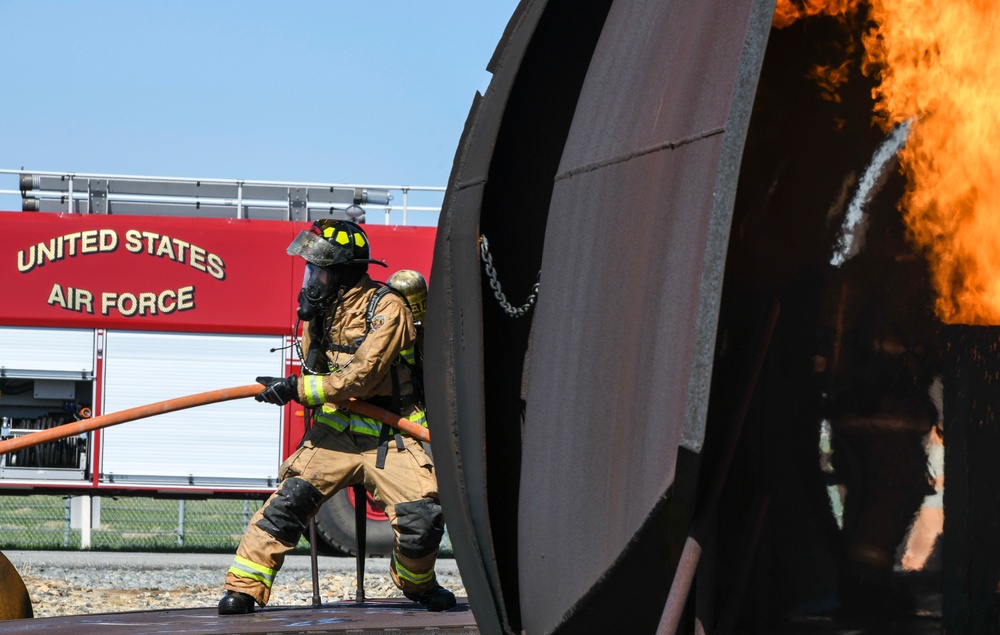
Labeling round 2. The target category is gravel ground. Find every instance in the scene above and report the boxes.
[4,550,467,619]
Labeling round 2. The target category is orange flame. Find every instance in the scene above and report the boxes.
[862,0,1000,324]
[808,62,852,103]
[772,0,860,29]
[775,0,1000,324]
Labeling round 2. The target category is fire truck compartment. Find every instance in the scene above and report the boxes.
[0,326,287,491]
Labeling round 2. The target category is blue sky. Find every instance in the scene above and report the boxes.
[0,1,521,220]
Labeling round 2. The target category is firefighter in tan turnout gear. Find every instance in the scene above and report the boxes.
[218,219,455,615]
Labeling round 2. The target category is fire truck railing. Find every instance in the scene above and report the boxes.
[0,169,444,225]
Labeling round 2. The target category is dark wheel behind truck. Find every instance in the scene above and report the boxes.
[315,488,395,557]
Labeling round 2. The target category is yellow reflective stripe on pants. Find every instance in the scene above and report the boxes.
[400,347,416,365]
[393,553,435,586]
[301,375,327,407]
[228,555,276,588]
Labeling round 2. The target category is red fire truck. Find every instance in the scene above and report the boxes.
[0,170,440,555]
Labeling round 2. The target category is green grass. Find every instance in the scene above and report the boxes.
[0,495,311,553]
[0,494,454,556]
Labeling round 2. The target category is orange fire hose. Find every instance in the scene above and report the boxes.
[335,399,431,443]
[0,384,430,456]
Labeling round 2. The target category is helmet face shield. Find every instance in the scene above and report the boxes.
[286,230,353,267]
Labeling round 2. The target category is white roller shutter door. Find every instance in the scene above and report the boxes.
[0,326,95,378]
[100,331,285,488]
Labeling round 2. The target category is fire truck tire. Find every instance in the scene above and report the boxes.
[314,489,395,557]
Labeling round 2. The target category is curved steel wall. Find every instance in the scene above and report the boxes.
[425,1,775,633]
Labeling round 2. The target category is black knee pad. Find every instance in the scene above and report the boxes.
[256,477,324,545]
[394,498,444,559]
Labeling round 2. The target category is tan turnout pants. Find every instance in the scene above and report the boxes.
[225,423,440,606]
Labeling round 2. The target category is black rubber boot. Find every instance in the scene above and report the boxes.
[218,590,256,615]
[404,584,457,611]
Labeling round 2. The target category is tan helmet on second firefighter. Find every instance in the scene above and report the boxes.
[387,269,427,325]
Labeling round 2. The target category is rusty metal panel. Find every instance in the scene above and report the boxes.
[517,1,774,633]
[424,1,547,634]
[427,0,773,633]
[427,0,617,632]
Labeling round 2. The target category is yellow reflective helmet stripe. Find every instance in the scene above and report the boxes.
[319,221,367,252]
[328,228,367,248]
[393,554,435,585]
[229,555,276,588]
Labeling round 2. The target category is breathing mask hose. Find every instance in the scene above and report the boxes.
[300,288,343,375]
[303,319,326,375]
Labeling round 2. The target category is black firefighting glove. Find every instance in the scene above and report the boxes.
[255,375,299,406]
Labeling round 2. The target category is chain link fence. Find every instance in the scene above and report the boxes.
[0,494,453,555]
[0,495,302,552]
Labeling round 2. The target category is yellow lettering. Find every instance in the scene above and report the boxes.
[96,287,197,317]
[115,231,225,279]
[125,229,143,253]
[177,285,195,311]
[207,253,226,280]
[117,293,138,317]
[158,289,177,313]
[37,238,57,264]
[172,238,190,261]
[155,235,176,260]
[137,292,157,315]
[46,284,94,313]
[47,283,67,308]
[64,232,83,257]
[99,229,118,252]
[81,230,99,254]
[75,288,94,313]
[16,245,36,273]
[140,231,159,254]
[189,246,206,272]
[101,292,118,315]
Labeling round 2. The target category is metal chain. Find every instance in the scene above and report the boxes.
[479,234,540,318]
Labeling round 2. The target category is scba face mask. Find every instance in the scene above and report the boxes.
[297,264,335,321]
[297,263,368,321]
